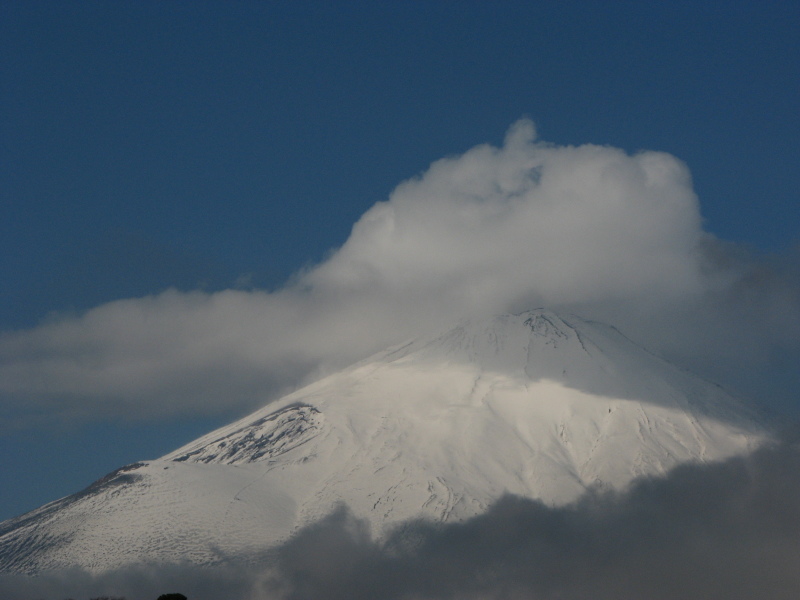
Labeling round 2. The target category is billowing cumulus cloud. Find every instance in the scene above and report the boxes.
[3,437,800,599]
[0,120,798,427]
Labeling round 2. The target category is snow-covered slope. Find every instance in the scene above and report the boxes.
[0,310,770,574]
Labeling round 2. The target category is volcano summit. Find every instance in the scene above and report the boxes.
[0,310,769,574]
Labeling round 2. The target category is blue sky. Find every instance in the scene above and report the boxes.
[1,1,798,522]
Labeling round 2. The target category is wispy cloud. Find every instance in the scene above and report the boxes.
[1,120,798,427]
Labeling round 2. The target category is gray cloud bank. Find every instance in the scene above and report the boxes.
[1,120,798,427]
[3,435,800,600]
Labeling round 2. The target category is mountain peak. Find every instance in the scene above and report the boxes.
[0,310,770,575]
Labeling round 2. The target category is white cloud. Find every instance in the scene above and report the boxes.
[1,120,797,426]
[312,120,706,308]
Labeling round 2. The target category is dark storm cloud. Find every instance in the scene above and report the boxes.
[0,120,798,426]
[264,433,800,600]
[3,435,799,600]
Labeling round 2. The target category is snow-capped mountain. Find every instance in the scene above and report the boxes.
[0,310,770,574]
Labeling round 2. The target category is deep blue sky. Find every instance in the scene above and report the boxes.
[1,1,798,521]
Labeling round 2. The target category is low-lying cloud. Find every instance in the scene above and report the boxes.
[1,120,798,427]
[3,435,800,599]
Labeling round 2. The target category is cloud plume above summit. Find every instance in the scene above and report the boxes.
[1,120,798,426]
